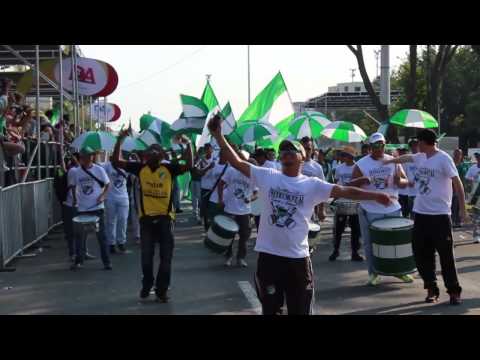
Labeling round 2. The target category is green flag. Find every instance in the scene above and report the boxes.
[201,81,220,111]
[49,105,61,126]
[238,71,295,127]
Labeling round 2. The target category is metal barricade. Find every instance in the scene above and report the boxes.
[34,180,50,239]
[0,184,24,266]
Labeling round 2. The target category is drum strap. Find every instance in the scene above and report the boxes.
[203,164,229,202]
[81,166,105,188]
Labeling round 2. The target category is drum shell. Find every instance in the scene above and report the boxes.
[204,216,239,254]
[369,218,416,276]
[308,223,321,246]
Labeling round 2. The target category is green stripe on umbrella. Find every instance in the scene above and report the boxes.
[289,111,331,139]
[390,109,438,129]
[121,136,147,152]
[71,131,117,152]
[236,121,278,144]
[321,121,367,143]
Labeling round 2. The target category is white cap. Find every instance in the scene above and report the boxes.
[369,132,386,144]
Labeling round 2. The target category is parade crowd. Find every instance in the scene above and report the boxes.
[55,112,480,315]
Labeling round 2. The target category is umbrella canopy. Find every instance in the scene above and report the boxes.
[71,131,117,152]
[121,136,147,152]
[289,111,331,139]
[235,121,278,144]
[321,121,367,143]
[390,109,439,129]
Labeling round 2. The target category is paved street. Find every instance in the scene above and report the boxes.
[2,205,480,315]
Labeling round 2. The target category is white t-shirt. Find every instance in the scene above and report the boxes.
[64,166,78,207]
[102,162,129,202]
[69,164,110,213]
[209,163,229,204]
[334,163,355,186]
[355,154,401,214]
[263,160,279,170]
[222,167,255,215]
[302,160,325,180]
[200,157,215,190]
[403,161,418,197]
[465,164,480,182]
[250,166,334,259]
[412,150,459,215]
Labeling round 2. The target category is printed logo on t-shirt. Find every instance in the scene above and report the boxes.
[113,177,124,189]
[268,187,304,229]
[369,167,391,190]
[79,178,94,195]
[415,167,435,195]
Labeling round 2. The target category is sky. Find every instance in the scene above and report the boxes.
[81,45,410,130]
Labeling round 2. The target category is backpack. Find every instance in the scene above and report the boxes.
[53,168,69,203]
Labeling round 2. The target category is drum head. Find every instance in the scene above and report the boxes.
[308,223,320,232]
[73,215,99,224]
[214,215,239,232]
[371,217,413,231]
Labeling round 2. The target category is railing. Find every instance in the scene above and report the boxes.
[0,178,63,270]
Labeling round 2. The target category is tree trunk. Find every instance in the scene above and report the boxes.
[407,45,417,108]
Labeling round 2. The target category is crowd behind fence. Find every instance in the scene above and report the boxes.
[0,139,63,270]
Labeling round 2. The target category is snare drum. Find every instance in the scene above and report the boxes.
[308,222,321,247]
[369,217,416,276]
[334,198,359,216]
[73,215,99,231]
[205,215,239,254]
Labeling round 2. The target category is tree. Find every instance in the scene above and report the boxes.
[407,45,417,108]
[347,45,398,142]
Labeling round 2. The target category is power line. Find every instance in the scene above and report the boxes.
[115,45,209,91]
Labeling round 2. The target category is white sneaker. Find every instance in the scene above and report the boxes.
[366,274,380,286]
[224,257,233,267]
[237,259,248,268]
[475,237,480,244]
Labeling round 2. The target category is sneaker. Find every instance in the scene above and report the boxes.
[156,292,170,303]
[474,237,480,244]
[329,250,339,262]
[396,274,414,283]
[425,287,440,303]
[237,259,248,268]
[139,287,151,300]
[70,263,82,271]
[109,245,117,254]
[103,264,113,270]
[449,293,462,305]
[351,253,364,262]
[85,253,96,260]
[118,244,126,253]
[224,257,233,267]
[367,274,380,286]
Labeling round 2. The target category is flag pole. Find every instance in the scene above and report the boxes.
[247,45,251,106]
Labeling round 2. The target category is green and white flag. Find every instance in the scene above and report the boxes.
[238,71,295,127]
[196,81,222,148]
[201,81,220,112]
[180,94,209,118]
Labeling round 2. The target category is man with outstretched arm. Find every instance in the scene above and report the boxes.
[207,114,392,315]
[382,129,466,305]
[113,130,193,303]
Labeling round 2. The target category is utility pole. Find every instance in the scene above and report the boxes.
[374,49,381,79]
[349,68,356,84]
[380,45,390,108]
[247,45,251,105]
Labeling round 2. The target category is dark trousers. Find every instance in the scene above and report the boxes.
[225,213,251,259]
[254,216,260,232]
[412,213,462,294]
[140,216,174,295]
[451,193,461,225]
[333,214,360,254]
[399,195,415,218]
[254,252,314,315]
[74,209,110,266]
[62,204,77,257]
[200,188,211,231]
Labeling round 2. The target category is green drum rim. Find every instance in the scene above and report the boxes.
[373,256,417,276]
[369,217,414,231]
[212,215,238,239]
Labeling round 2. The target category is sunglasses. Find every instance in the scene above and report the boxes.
[371,143,385,149]
[280,150,300,157]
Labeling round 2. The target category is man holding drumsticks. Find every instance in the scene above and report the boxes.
[207,113,393,315]
[349,132,413,286]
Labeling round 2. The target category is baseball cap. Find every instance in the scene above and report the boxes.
[279,139,306,158]
[369,132,386,144]
[341,146,357,157]
[79,146,95,157]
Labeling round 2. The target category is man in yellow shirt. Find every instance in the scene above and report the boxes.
[113,130,193,303]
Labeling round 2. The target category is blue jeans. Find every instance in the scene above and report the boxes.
[105,198,129,245]
[191,180,201,219]
[74,209,110,266]
[173,179,180,210]
[62,204,77,257]
[358,207,402,276]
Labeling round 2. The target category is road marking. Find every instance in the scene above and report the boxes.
[237,281,261,315]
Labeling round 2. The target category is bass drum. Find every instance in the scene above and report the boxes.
[308,222,321,250]
[204,215,239,254]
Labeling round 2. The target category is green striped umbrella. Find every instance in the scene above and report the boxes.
[235,121,278,144]
[121,136,147,152]
[289,111,331,139]
[390,109,438,129]
[321,121,367,143]
[71,131,117,152]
